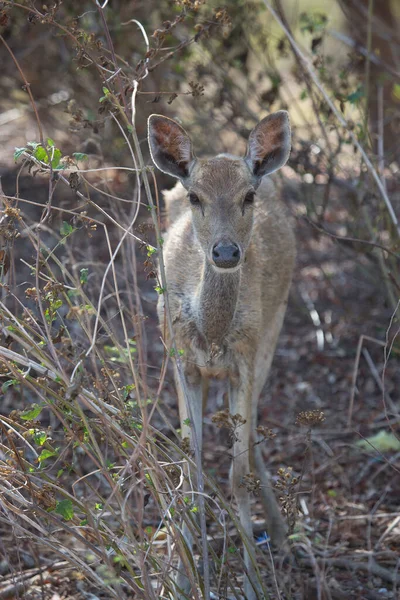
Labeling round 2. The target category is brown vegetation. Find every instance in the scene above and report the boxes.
[0,1,399,599]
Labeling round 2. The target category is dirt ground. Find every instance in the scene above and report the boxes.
[0,152,399,599]
[0,26,399,592]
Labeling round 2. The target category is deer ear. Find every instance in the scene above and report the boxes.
[246,111,291,180]
[148,115,195,181]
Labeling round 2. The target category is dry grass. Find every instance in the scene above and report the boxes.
[0,1,399,599]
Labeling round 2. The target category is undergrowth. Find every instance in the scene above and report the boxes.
[0,1,399,599]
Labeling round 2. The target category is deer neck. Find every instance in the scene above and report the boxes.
[196,259,240,346]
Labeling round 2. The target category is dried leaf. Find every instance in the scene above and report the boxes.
[0,250,10,276]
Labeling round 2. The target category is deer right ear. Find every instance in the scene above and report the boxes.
[148,115,195,181]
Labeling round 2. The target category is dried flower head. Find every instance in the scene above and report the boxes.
[276,466,299,534]
[175,0,205,9]
[5,207,21,220]
[25,287,38,300]
[256,425,276,441]
[239,472,261,494]
[180,436,191,456]
[212,408,246,446]
[188,80,205,98]
[296,410,325,428]
[163,464,182,488]
[33,484,57,511]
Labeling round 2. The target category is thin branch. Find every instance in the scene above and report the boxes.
[303,216,400,261]
[0,34,44,145]
[328,29,400,79]
[262,0,400,237]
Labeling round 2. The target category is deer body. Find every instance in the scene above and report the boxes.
[161,176,294,383]
[148,113,295,600]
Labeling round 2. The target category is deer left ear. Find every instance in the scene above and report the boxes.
[246,111,291,181]
[148,114,195,181]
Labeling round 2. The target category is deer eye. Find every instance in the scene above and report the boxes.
[189,193,201,206]
[244,190,255,205]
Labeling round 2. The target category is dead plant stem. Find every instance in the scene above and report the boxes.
[261,0,400,238]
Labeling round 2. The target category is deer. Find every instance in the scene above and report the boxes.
[148,111,296,600]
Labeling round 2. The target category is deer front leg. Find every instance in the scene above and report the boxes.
[229,369,262,600]
[174,367,204,599]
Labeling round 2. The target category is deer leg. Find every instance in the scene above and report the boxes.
[229,373,262,600]
[251,306,289,549]
[251,366,287,548]
[174,367,204,599]
[253,442,287,548]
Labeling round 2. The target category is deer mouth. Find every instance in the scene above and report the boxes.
[211,263,242,273]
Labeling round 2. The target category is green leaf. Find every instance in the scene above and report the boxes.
[47,138,55,147]
[103,343,136,364]
[356,430,400,453]
[1,379,18,394]
[67,289,79,298]
[52,299,63,311]
[80,268,88,285]
[38,448,57,462]
[26,141,40,150]
[103,345,121,358]
[32,431,47,446]
[299,12,328,34]
[21,404,43,421]
[113,554,128,566]
[99,87,110,103]
[60,221,75,237]
[55,499,74,521]
[34,146,48,162]
[122,383,135,400]
[50,148,62,169]
[347,86,364,105]
[72,152,88,161]
[392,84,400,102]
[14,147,26,161]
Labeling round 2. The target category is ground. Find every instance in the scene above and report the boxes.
[0,161,399,599]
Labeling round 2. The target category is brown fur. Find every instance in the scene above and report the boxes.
[159,175,295,381]
[149,112,295,600]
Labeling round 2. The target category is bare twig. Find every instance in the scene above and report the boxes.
[348,335,386,427]
[0,35,44,145]
[262,0,400,237]
[327,29,400,79]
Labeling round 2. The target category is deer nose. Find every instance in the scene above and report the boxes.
[212,242,241,269]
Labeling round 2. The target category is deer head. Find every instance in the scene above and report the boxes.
[148,112,291,271]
